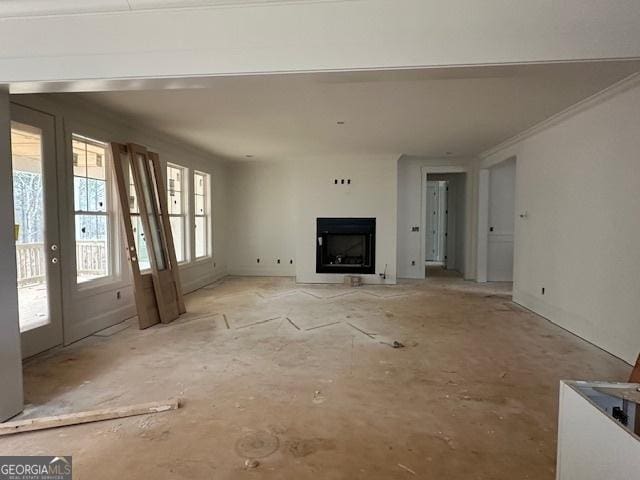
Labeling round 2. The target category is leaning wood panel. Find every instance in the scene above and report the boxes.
[110,143,159,329]
[141,274,161,326]
[0,398,181,436]
[630,353,640,383]
[149,152,186,314]
[127,143,179,324]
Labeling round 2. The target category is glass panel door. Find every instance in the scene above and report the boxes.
[11,104,63,358]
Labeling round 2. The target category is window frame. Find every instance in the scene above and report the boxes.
[70,132,121,292]
[193,170,211,260]
[166,162,189,264]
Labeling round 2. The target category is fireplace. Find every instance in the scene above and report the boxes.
[316,218,376,274]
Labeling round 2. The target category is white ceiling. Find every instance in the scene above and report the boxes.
[68,61,640,161]
[0,0,333,18]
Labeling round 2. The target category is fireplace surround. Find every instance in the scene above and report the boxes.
[316,218,376,274]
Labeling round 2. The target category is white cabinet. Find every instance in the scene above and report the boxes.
[557,381,640,480]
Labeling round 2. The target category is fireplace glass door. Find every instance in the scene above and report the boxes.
[321,234,369,267]
[316,218,375,274]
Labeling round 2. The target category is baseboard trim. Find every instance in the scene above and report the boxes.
[229,266,296,277]
[182,269,228,294]
[513,288,633,366]
[65,303,137,346]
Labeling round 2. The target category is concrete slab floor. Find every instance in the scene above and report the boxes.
[1,276,631,479]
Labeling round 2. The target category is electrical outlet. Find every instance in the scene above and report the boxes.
[411,260,416,266]
[541,287,545,295]
[289,259,293,264]
[116,291,121,300]
[277,259,281,264]
[257,258,260,263]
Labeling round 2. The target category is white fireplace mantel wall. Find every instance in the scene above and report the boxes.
[227,154,399,284]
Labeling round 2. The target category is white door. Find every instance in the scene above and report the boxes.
[425,181,448,263]
[425,183,438,261]
[11,104,64,358]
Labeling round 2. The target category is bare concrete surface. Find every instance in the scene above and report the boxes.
[1,276,631,479]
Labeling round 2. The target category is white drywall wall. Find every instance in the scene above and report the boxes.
[396,156,476,279]
[487,157,515,281]
[12,93,229,346]
[0,87,23,420]
[293,154,398,284]
[481,78,640,364]
[557,381,640,480]
[226,154,398,283]
[227,161,295,276]
[2,0,640,89]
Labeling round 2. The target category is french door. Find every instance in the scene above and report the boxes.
[11,104,64,358]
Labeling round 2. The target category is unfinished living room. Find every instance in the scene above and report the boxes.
[1,1,640,479]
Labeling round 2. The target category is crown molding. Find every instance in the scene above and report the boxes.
[0,0,356,20]
[479,71,640,160]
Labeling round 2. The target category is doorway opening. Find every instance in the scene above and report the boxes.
[487,157,516,282]
[424,172,466,278]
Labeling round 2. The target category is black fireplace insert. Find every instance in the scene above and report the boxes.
[316,218,375,274]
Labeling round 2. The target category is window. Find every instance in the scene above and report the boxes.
[167,164,187,262]
[128,164,151,271]
[72,135,112,284]
[193,171,210,258]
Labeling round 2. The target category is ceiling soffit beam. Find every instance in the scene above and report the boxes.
[2,0,640,93]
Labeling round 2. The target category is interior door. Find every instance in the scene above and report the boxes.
[11,104,63,358]
[425,182,438,261]
[425,181,448,264]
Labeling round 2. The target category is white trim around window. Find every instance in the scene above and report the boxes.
[70,133,122,292]
[166,162,189,264]
[193,170,211,260]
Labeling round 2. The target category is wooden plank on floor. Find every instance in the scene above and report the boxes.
[0,398,181,436]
